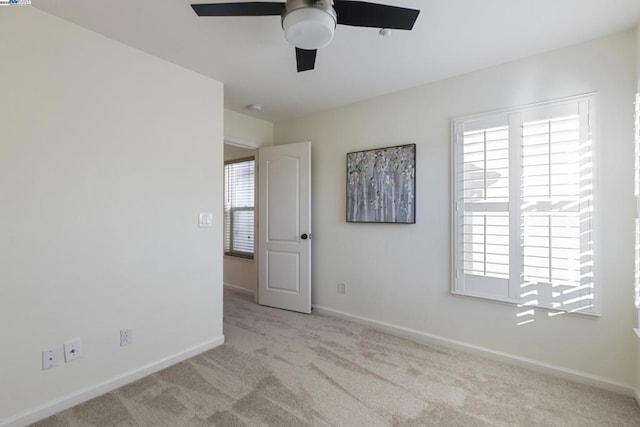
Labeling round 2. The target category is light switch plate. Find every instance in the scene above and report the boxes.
[199,212,213,228]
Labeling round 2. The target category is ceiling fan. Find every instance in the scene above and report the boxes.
[191,0,420,72]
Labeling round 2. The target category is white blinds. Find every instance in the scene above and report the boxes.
[224,158,255,258]
[453,95,595,313]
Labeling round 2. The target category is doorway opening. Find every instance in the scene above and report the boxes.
[223,142,258,299]
[223,140,312,314]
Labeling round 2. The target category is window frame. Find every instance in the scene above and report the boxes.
[224,156,256,259]
[451,93,599,316]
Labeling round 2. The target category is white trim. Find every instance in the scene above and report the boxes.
[224,282,256,297]
[587,96,601,315]
[312,304,634,397]
[224,136,260,149]
[451,92,597,124]
[1,336,225,427]
[451,290,601,318]
[450,119,459,296]
[635,389,640,409]
[634,328,640,339]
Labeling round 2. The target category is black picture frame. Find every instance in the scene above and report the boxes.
[346,143,416,224]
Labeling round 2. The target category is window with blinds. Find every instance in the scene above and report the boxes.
[224,158,255,258]
[453,94,596,314]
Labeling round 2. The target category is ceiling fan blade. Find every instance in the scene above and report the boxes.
[333,0,420,30]
[191,2,285,16]
[296,48,317,72]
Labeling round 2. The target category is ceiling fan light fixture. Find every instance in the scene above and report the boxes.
[282,7,336,50]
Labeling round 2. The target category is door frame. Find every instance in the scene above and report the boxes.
[223,137,260,302]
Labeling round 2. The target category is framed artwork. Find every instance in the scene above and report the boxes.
[346,143,416,223]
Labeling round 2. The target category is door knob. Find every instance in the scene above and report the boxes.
[301,233,308,240]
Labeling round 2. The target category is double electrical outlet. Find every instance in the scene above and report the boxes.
[42,328,133,370]
[120,328,133,347]
[337,282,346,294]
[42,338,82,370]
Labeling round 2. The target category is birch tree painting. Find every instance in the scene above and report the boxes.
[347,144,416,223]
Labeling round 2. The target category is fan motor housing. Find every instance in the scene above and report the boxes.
[284,0,336,16]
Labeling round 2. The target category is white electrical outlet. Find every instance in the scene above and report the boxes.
[120,328,133,347]
[337,282,346,294]
[42,347,62,370]
[63,338,82,362]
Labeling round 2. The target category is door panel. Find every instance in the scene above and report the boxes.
[267,156,299,242]
[267,251,299,293]
[258,141,311,313]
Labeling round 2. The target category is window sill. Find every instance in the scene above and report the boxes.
[224,254,254,262]
[451,290,600,318]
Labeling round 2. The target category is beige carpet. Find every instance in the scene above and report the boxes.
[34,290,640,426]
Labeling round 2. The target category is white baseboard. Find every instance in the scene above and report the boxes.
[312,304,635,397]
[1,336,225,427]
[635,389,640,408]
[224,282,256,297]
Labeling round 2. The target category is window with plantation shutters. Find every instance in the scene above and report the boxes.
[224,158,255,258]
[453,94,597,314]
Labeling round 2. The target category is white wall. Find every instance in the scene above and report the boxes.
[0,7,224,424]
[637,24,640,78]
[225,109,274,147]
[223,144,258,294]
[636,23,640,399]
[275,30,637,389]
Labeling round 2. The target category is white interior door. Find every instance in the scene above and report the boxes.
[258,141,311,314]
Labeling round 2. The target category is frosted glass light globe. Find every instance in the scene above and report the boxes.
[282,8,336,50]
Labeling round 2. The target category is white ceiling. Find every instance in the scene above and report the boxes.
[33,0,640,123]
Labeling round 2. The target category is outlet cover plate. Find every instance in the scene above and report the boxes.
[120,328,133,347]
[63,338,82,362]
[42,347,62,370]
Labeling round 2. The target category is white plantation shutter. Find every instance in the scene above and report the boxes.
[456,119,511,298]
[520,102,594,311]
[453,95,596,313]
[224,158,255,258]
[463,211,509,279]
